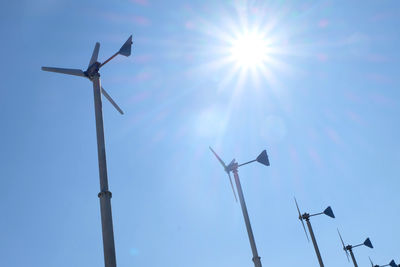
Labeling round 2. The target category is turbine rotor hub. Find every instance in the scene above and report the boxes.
[85,62,101,80]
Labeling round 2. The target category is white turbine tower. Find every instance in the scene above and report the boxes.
[42,35,133,267]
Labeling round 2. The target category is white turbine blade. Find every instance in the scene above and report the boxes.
[337,229,350,262]
[88,42,100,68]
[209,147,227,170]
[101,87,124,114]
[369,257,374,267]
[41,67,85,77]
[227,172,238,202]
[294,197,309,242]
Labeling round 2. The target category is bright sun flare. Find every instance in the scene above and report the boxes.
[230,33,269,68]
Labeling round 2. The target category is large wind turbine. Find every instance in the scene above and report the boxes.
[338,229,374,267]
[295,198,335,267]
[42,35,133,267]
[210,147,270,267]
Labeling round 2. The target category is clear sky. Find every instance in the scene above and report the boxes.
[0,0,399,267]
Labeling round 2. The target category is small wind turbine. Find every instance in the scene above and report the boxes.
[209,147,270,267]
[369,257,397,267]
[42,35,133,267]
[295,198,335,267]
[338,229,374,267]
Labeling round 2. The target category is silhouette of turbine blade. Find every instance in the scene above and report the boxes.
[227,172,238,202]
[209,147,227,170]
[369,257,374,267]
[338,229,350,262]
[89,42,100,68]
[101,87,124,114]
[294,197,309,242]
[41,67,86,77]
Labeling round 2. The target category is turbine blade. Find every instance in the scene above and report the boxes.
[294,197,309,242]
[209,147,227,170]
[337,229,350,262]
[89,42,100,68]
[227,172,238,202]
[369,257,374,267]
[41,67,85,77]
[294,197,302,219]
[101,87,124,114]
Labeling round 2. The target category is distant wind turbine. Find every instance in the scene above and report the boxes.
[42,35,133,267]
[369,257,397,267]
[210,147,270,267]
[338,229,374,267]
[295,198,335,267]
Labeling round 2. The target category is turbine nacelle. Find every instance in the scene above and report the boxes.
[85,61,101,80]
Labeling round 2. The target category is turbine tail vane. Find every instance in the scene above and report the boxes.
[364,238,373,248]
[119,35,133,57]
[228,172,238,202]
[323,206,335,218]
[256,150,270,166]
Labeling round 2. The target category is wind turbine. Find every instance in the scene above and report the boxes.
[294,198,335,267]
[209,147,270,267]
[369,257,397,267]
[338,229,374,267]
[42,35,133,267]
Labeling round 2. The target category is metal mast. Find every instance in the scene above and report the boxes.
[42,36,133,267]
[232,164,262,267]
[93,73,116,267]
[305,216,324,267]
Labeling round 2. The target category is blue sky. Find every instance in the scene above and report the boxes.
[1,0,399,266]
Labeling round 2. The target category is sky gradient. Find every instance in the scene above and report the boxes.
[1,0,399,267]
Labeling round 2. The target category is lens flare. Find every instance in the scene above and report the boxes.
[230,33,270,68]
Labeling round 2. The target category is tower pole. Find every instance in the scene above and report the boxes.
[92,74,117,267]
[305,218,324,267]
[232,164,262,267]
[349,248,358,267]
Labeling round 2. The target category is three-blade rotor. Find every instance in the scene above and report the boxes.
[41,35,133,115]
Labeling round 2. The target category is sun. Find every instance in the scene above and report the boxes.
[230,32,270,68]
